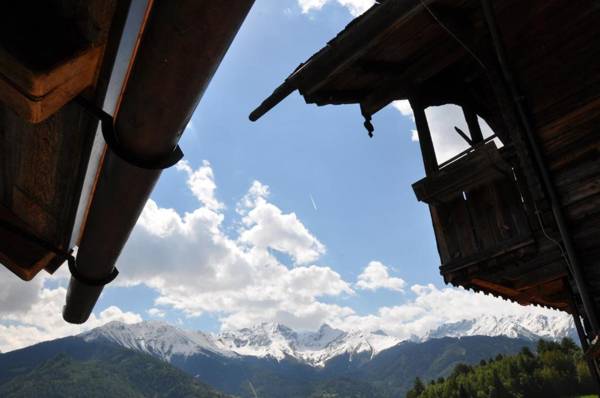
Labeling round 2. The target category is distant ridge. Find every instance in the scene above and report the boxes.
[424,313,576,342]
[0,329,541,398]
[82,312,575,367]
[0,314,576,397]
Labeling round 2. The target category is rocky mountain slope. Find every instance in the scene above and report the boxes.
[82,312,575,368]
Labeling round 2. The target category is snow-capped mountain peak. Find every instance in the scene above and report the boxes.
[82,320,235,361]
[218,324,400,366]
[82,312,576,368]
[424,313,576,342]
[216,322,399,366]
[84,320,400,367]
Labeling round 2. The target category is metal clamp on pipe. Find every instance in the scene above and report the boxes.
[77,97,184,170]
[67,256,119,287]
[63,97,182,325]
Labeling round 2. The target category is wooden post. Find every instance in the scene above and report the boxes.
[409,97,438,176]
[463,105,484,144]
[568,283,600,391]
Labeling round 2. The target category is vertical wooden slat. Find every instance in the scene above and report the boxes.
[463,105,484,144]
[409,97,438,176]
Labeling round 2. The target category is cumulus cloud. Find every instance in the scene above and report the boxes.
[392,100,497,163]
[116,162,350,331]
[392,100,414,118]
[298,0,328,13]
[239,181,325,264]
[147,308,166,318]
[337,0,376,15]
[356,261,406,292]
[0,281,141,352]
[331,283,568,340]
[176,160,224,211]
[117,161,565,335]
[0,268,45,315]
[0,257,141,352]
[298,0,375,16]
[116,160,566,337]
[0,159,567,352]
[411,130,419,142]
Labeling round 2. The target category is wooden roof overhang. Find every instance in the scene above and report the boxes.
[251,0,506,135]
[251,0,600,318]
[0,0,130,280]
[0,0,255,326]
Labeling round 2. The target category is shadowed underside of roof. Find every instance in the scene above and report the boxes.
[0,0,255,324]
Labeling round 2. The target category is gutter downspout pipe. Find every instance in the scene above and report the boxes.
[480,0,600,334]
[63,0,254,324]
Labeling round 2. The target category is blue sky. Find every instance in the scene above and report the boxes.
[105,0,439,329]
[0,0,565,352]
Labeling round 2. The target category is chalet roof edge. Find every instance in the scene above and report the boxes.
[249,0,422,121]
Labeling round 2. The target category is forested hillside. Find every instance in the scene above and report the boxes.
[0,348,228,398]
[406,338,597,398]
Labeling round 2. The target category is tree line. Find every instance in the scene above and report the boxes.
[406,338,597,398]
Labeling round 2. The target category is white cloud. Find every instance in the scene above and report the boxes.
[0,283,141,352]
[0,267,45,315]
[117,161,562,336]
[411,129,419,142]
[336,0,376,16]
[0,260,141,352]
[239,181,325,264]
[392,100,498,163]
[116,162,349,331]
[147,308,166,318]
[176,160,224,211]
[331,283,567,340]
[392,100,414,118]
[356,261,406,292]
[424,104,471,163]
[298,0,329,13]
[298,0,375,16]
[393,101,420,143]
[0,159,566,352]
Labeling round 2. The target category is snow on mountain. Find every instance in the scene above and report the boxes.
[82,320,236,361]
[216,322,304,360]
[216,322,400,366]
[424,313,576,342]
[83,313,576,367]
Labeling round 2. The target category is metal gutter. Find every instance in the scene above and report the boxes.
[69,0,154,249]
[63,0,255,324]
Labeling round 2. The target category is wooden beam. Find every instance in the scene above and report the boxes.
[463,105,484,144]
[409,97,438,176]
[302,1,424,97]
[471,277,568,308]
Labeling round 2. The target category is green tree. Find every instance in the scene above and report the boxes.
[520,346,533,358]
[406,377,426,398]
[451,363,473,378]
[458,384,470,398]
[413,338,595,398]
[489,371,513,398]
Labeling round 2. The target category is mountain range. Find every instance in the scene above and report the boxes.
[0,313,577,397]
[82,312,576,367]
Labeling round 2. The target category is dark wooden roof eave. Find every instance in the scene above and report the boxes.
[249,0,426,121]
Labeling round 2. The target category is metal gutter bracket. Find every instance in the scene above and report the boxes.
[76,97,184,170]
